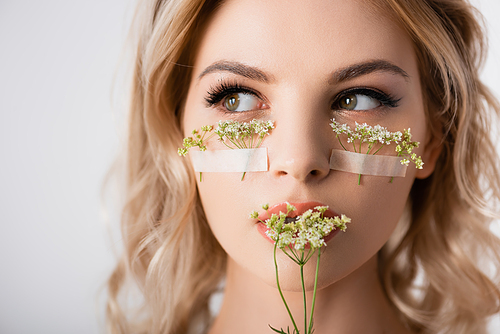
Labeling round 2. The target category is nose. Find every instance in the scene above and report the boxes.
[268,109,332,182]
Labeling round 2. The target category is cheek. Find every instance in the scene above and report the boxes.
[195,172,284,285]
[195,172,264,252]
[196,174,249,227]
[350,177,411,250]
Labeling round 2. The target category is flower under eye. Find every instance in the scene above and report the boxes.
[224,93,261,112]
[339,94,381,111]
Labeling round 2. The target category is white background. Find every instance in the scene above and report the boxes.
[0,1,499,333]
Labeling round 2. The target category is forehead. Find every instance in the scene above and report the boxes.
[193,0,416,81]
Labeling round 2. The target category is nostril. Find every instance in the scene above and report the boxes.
[270,155,330,181]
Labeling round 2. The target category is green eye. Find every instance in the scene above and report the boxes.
[339,94,357,110]
[338,93,381,111]
[225,94,240,111]
[223,93,262,112]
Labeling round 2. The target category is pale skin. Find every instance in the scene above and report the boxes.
[182,0,442,333]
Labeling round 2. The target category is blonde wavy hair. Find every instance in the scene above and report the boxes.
[106,0,500,333]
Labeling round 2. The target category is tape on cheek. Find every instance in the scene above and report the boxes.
[190,148,268,172]
[329,149,407,177]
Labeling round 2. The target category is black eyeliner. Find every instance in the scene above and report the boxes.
[333,87,401,109]
[204,81,260,107]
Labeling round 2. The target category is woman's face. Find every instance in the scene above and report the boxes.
[183,0,436,290]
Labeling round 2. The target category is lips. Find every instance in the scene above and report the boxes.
[256,201,342,244]
[258,201,339,221]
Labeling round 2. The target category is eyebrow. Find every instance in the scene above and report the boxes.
[198,60,273,83]
[330,60,410,84]
[198,59,409,84]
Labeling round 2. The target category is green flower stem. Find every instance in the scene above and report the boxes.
[372,145,384,155]
[308,250,321,334]
[256,204,351,334]
[255,204,351,334]
[274,239,299,333]
[228,138,242,149]
[304,248,314,263]
[300,263,307,334]
[257,136,264,148]
[366,143,374,154]
[201,131,215,143]
[337,136,348,151]
[283,249,294,262]
[358,173,361,185]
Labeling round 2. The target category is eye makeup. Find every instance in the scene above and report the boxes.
[204,81,266,110]
[332,87,401,111]
[203,78,401,116]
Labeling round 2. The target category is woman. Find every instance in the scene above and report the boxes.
[106,0,500,333]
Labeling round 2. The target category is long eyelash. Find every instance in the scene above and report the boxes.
[334,87,401,109]
[204,81,259,107]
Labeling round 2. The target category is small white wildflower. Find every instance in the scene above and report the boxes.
[258,206,351,251]
[286,202,296,213]
[330,120,425,184]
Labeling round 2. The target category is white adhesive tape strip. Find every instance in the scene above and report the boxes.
[329,149,407,177]
[191,148,268,172]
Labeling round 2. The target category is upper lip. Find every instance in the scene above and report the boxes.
[257,201,339,222]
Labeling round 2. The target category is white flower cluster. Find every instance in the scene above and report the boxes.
[254,203,349,334]
[177,125,214,156]
[178,119,274,156]
[330,118,423,169]
[330,118,402,148]
[396,129,424,169]
[215,119,274,149]
[252,203,351,251]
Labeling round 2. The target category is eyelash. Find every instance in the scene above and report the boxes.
[204,81,262,108]
[332,87,401,110]
[204,82,400,111]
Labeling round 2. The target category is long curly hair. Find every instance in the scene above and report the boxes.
[105,0,500,333]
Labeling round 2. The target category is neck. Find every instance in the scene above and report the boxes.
[208,255,412,334]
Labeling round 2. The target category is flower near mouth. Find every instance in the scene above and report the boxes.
[254,203,351,250]
[251,203,352,334]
